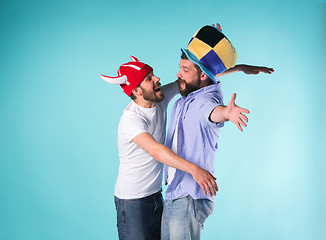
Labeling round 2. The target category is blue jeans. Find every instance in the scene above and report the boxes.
[114,190,163,240]
[161,196,214,240]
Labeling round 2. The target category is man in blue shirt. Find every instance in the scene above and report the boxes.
[161,25,274,239]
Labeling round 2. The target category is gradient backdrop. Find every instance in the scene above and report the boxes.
[0,0,325,239]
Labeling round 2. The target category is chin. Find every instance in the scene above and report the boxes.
[155,95,165,102]
[179,90,189,97]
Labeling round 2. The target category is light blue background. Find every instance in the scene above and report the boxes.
[0,0,325,239]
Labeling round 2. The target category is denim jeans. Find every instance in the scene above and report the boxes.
[114,190,163,240]
[161,196,214,240]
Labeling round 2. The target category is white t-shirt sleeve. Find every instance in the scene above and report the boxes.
[119,110,149,142]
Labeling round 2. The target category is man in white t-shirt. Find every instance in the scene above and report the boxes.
[101,56,218,240]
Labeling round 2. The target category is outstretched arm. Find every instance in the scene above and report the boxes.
[210,93,249,131]
[133,132,218,196]
[216,64,274,78]
[212,23,274,78]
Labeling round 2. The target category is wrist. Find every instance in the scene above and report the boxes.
[235,64,244,72]
[224,106,230,122]
[188,163,199,176]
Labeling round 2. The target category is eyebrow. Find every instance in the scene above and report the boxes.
[179,64,189,69]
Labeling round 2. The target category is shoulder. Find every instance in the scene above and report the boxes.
[121,109,146,124]
[199,85,223,105]
[120,103,147,127]
[118,109,149,140]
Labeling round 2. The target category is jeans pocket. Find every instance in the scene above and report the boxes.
[195,199,214,225]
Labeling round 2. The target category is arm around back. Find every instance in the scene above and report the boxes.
[133,132,218,196]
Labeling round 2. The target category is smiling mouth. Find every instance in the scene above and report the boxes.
[179,81,186,89]
[154,87,161,92]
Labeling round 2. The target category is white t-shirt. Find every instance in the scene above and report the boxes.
[114,82,178,199]
[167,119,178,184]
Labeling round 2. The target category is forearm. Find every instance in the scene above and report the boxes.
[215,65,241,77]
[150,143,198,175]
[217,64,274,77]
[132,132,217,196]
[209,105,229,123]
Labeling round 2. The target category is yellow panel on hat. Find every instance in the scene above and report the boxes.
[212,38,237,69]
[192,29,200,38]
[187,38,212,60]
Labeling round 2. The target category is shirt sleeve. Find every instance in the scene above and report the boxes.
[161,82,179,107]
[199,94,224,129]
[119,111,149,142]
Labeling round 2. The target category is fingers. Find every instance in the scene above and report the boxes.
[262,67,274,74]
[228,96,249,132]
[208,173,218,196]
[257,67,274,74]
[209,172,218,193]
[236,122,243,131]
[236,112,248,130]
[228,93,236,106]
[200,184,208,196]
[239,118,247,127]
[209,172,217,181]
[200,183,213,197]
[199,173,218,197]
[216,23,222,32]
[234,115,248,131]
[203,181,215,197]
[240,113,248,123]
[206,184,213,197]
[232,93,236,101]
[243,66,274,75]
[239,107,250,114]
[212,177,218,192]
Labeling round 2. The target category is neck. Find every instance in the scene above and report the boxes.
[133,98,156,108]
[200,78,214,88]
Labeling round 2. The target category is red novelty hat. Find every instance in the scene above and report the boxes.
[101,56,153,96]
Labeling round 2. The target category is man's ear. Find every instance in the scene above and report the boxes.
[200,71,209,81]
[132,87,142,97]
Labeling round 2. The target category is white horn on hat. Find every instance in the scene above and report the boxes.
[100,74,129,85]
[130,55,139,62]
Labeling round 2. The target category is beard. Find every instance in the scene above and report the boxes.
[140,85,165,103]
[177,78,200,97]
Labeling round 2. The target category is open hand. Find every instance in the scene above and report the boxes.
[192,166,218,197]
[227,93,250,131]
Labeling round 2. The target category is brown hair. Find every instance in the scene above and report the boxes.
[130,93,136,100]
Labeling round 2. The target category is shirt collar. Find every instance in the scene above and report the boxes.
[186,82,221,99]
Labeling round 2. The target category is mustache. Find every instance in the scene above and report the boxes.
[176,78,185,85]
[153,82,161,91]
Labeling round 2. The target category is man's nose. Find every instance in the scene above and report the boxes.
[176,70,181,78]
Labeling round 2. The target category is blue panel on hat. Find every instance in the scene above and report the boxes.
[200,50,226,76]
[188,37,194,45]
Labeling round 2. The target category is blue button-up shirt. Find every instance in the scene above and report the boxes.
[164,83,224,201]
